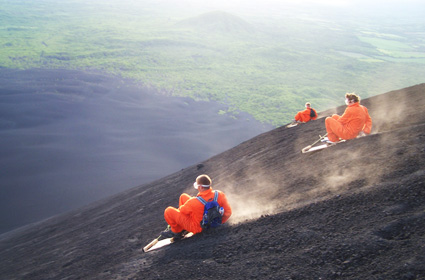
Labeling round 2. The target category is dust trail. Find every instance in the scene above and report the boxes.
[211,91,411,226]
[217,173,282,225]
[218,146,395,225]
[367,90,407,134]
[224,191,281,225]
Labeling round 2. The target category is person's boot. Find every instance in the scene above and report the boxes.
[160,225,183,239]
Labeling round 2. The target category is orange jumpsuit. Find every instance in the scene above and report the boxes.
[294,108,317,123]
[325,102,372,142]
[164,188,232,234]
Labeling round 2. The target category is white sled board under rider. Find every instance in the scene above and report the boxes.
[286,122,306,128]
[146,232,194,252]
[302,140,346,153]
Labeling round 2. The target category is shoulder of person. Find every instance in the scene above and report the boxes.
[215,190,229,198]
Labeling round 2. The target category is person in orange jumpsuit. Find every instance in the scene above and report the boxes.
[161,174,232,238]
[294,102,318,123]
[325,93,372,143]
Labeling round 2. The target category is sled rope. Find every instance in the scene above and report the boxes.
[301,133,328,153]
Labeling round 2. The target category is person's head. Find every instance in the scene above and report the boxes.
[305,102,311,108]
[193,174,212,191]
[345,93,360,105]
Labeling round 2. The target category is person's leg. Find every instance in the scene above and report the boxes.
[179,193,191,207]
[164,206,200,234]
[325,117,344,142]
[294,112,302,122]
[164,207,185,233]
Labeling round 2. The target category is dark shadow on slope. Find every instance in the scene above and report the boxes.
[0,68,272,234]
[0,83,424,280]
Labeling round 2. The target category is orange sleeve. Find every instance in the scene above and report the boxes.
[295,110,307,122]
[295,109,312,122]
[171,197,203,233]
[217,191,232,224]
[332,114,341,120]
[179,197,195,215]
[337,107,353,124]
[362,106,372,134]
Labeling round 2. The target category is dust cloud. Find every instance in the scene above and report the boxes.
[192,88,413,227]
[214,168,283,225]
[367,90,408,134]
[218,136,398,226]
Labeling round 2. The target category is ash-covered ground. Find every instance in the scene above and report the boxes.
[0,68,271,234]
[1,83,424,280]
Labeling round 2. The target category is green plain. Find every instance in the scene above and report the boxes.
[1,0,424,126]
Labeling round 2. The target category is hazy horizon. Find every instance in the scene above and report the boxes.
[122,0,425,16]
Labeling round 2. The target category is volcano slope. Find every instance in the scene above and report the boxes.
[1,84,424,280]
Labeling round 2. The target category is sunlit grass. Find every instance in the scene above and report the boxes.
[1,1,424,126]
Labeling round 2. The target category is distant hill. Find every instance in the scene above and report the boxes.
[2,1,424,126]
[176,10,254,34]
[0,84,424,279]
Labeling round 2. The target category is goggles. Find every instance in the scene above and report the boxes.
[193,182,210,189]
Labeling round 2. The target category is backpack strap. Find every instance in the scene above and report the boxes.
[196,196,207,205]
[196,191,219,205]
[213,190,219,202]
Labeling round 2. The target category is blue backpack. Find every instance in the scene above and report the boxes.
[196,191,223,229]
[310,108,316,118]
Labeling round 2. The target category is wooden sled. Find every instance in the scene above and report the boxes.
[301,133,345,153]
[286,121,304,128]
[301,141,345,153]
[143,232,194,252]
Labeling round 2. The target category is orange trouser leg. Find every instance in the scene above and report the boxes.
[164,207,200,233]
[164,193,198,233]
[179,193,191,207]
[325,116,344,142]
[164,207,186,233]
[294,112,302,122]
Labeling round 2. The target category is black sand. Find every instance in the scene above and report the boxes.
[0,68,272,234]
[0,83,424,279]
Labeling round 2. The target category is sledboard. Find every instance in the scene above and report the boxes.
[286,122,305,128]
[143,232,194,252]
[302,140,345,153]
[286,123,299,128]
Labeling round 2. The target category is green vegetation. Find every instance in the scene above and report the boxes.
[1,0,424,126]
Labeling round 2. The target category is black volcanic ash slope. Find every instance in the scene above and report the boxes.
[0,84,424,280]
